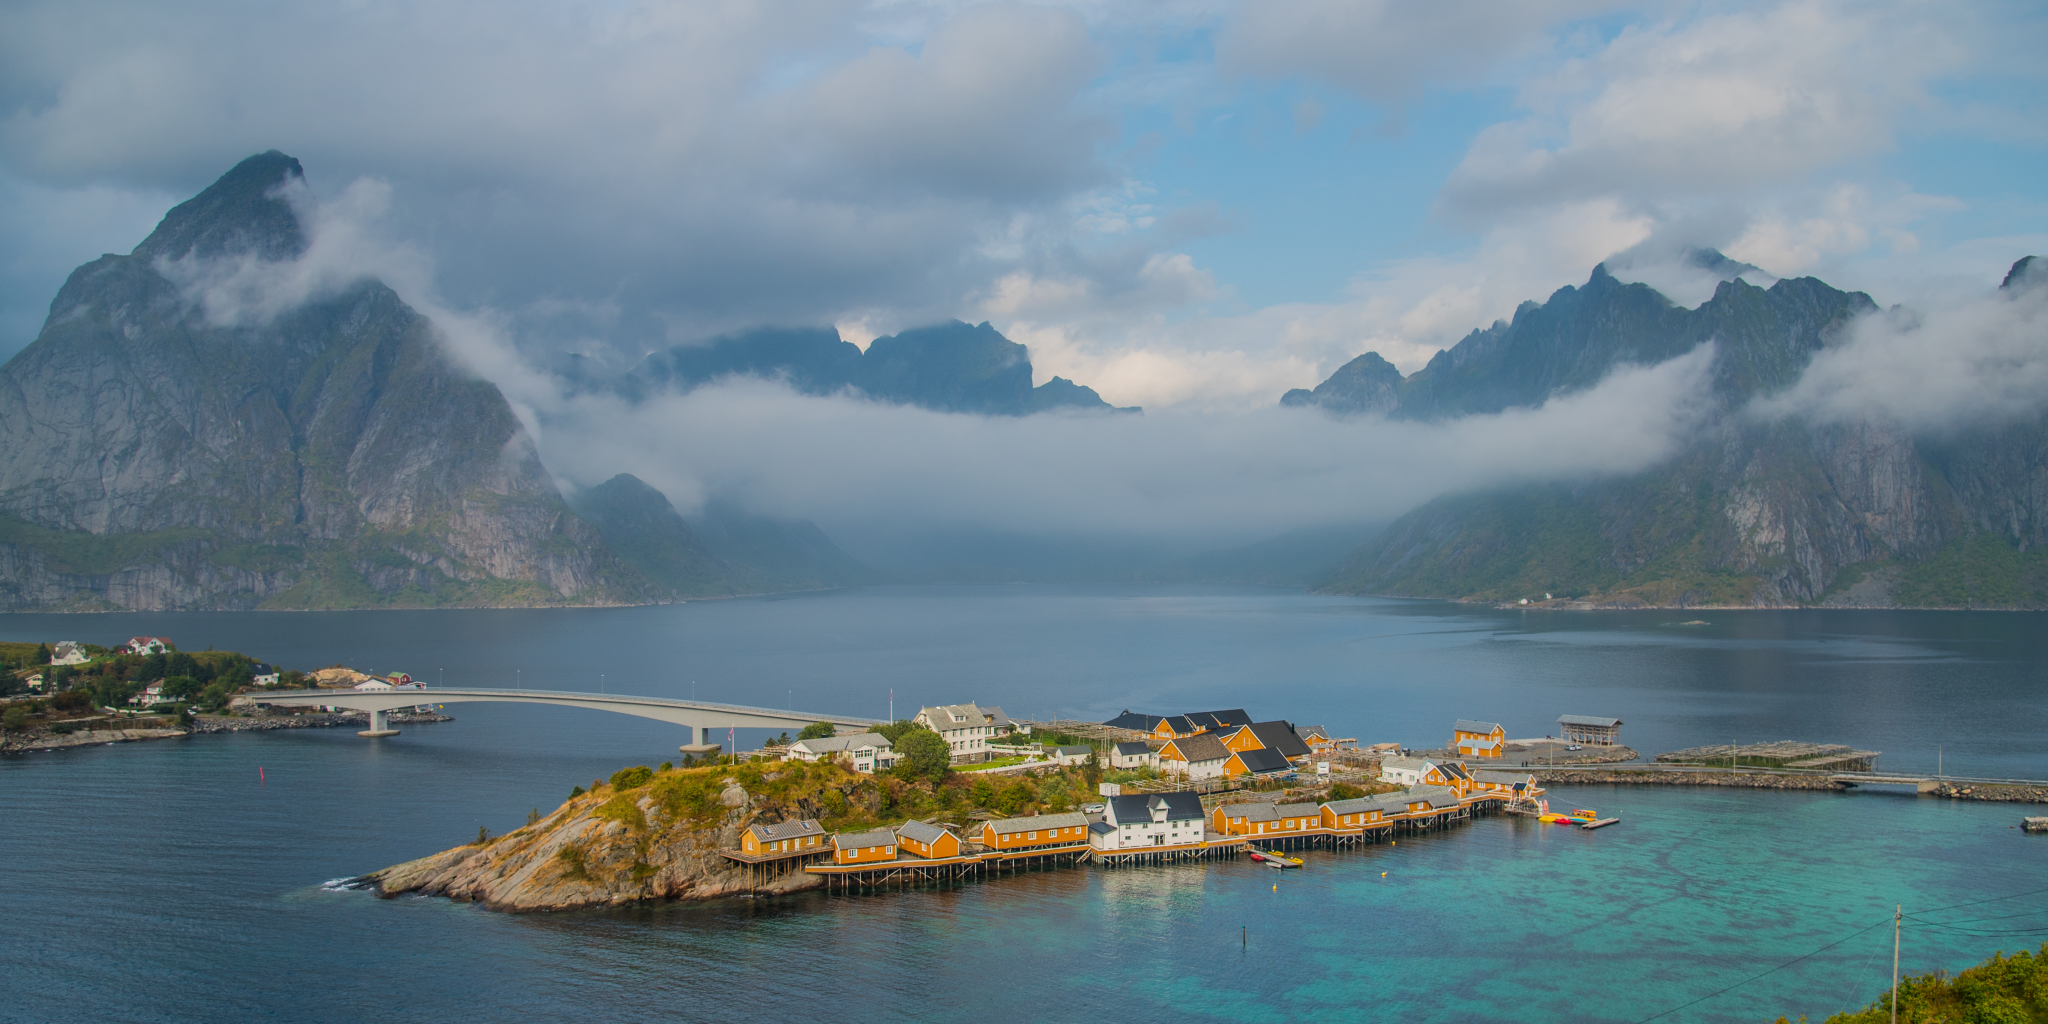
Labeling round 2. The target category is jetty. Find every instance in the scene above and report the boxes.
[1657,741,1882,772]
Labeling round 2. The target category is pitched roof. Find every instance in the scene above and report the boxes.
[834,829,897,849]
[1403,785,1462,810]
[1219,801,1280,822]
[1454,720,1504,734]
[1232,747,1293,775]
[1184,709,1252,730]
[1162,732,1230,763]
[983,706,1013,729]
[1112,741,1153,756]
[918,704,986,729]
[1088,820,1115,836]
[1558,715,1623,727]
[1379,756,1433,773]
[1245,721,1312,759]
[1275,802,1321,819]
[1437,761,1472,782]
[1161,715,1199,735]
[1102,711,1165,731]
[1053,745,1093,756]
[746,819,824,843]
[1295,724,1330,741]
[1320,797,1383,815]
[790,732,891,754]
[894,819,956,845]
[1107,792,1203,824]
[984,812,1090,836]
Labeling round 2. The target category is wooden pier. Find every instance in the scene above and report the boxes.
[1092,835,1246,868]
[805,842,1091,891]
[719,846,834,889]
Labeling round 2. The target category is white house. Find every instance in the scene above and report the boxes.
[1109,741,1158,770]
[1157,732,1231,779]
[1047,745,1093,766]
[1379,756,1439,786]
[916,703,997,763]
[252,667,280,687]
[130,682,166,705]
[787,733,897,774]
[50,641,89,666]
[123,637,172,656]
[24,673,44,692]
[1091,792,1206,851]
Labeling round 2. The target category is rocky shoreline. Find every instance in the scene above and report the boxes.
[1926,782,2048,804]
[2,711,452,753]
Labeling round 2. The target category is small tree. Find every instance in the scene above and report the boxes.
[797,721,837,741]
[874,719,920,745]
[969,777,997,807]
[893,727,951,782]
[33,643,51,665]
[3,706,29,733]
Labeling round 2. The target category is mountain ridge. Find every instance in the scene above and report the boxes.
[1301,254,2048,608]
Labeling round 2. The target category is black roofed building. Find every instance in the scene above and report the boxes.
[1094,792,1205,851]
[1110,741,1158,770]
[1225,746,1295,779]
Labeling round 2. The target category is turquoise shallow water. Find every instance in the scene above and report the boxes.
[2,588,2045,1023]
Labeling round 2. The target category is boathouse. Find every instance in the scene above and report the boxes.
[833,829,897,865]
[980,812,1090,851]
[1319,797,1386,829]
[1471,769,1539,800]
[1558,715,1623,746]
[1222,746,1293,779]
[740,819,827,856]
[895,820,964,859]
[1381,756,1460,787]
[1220,721,1314,762]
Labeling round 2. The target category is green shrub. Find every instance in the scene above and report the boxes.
[647,772,724,823]
[1330,782,1366,801]
[569,785,586,799]
[593,792,646,830]
[609,765,654,790]
[555,845,592,881]
[3,706,28,732]
[893,727,951,782]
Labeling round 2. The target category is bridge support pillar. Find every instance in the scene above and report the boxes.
[679,725,721,757]
[1917,779,1942,794]
[358,708,400,738]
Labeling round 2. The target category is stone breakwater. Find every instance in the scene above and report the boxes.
[1530,768,1847,791]
[1928,783,2048,805]
[190,711,452,733]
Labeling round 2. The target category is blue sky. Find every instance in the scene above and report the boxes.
[2,0,2044,410]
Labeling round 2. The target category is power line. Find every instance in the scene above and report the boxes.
[1632,918,1893,1024]
[1906,884,2048,918]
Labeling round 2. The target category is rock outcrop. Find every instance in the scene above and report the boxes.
[370,760,875,911]
[0,151,661,610]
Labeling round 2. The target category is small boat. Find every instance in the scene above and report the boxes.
[1538,807,1601,826]
[1253,849,1303,868]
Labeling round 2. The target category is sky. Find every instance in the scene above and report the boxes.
[2,0,2046,554]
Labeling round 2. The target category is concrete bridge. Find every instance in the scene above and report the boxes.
[253,687,881,752]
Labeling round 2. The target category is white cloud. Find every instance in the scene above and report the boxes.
[1755,265,2048,432]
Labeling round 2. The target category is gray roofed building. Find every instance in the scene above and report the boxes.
[1088,820,1115,837]
[834,829,898,850]
[1274,802,1320,820]
[984,812,1090,836]
[1454,720,1504,734]
[1113,741,1151,756]
[1233,747,1293,776]
[744,819,825,844]
[1403,785,1462,810]
[1165,731,1231,762]
[1219,801,1280,822]
[1557,715,1622,727]
[984,706,1016,733]
[1107,792,1204,824]
[1557,714,1623,745]
[1320,797,1383,816]
[894,819,956,846]
[789,732,891,755]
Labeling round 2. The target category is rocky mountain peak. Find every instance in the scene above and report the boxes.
[2002,255,2041,292]
[131,150,307,264]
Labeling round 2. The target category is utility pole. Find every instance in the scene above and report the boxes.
[1892,903,1902,1024]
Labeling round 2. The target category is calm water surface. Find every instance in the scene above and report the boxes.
[2,587,2044,1023]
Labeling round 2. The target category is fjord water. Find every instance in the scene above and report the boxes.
[3,586,2045,1023]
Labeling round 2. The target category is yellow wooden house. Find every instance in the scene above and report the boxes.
[740,819,827,856]
[1452,720,1506,758]
[895,819,963,859]
[979,812,1091,851]
[833,828,897,865]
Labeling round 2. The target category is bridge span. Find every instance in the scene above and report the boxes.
[253,688,881,751]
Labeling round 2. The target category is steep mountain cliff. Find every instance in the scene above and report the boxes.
[570,473,877,596]
[0,152,662,610]
[631,320,1137,415]
[1302,255,2048,608]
